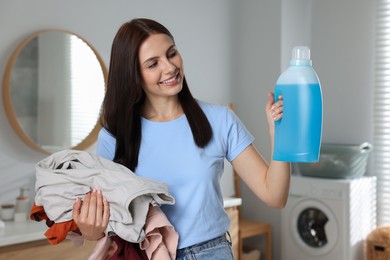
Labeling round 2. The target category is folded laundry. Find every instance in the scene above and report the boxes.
[34,149,175,243]
[30,203,178,259]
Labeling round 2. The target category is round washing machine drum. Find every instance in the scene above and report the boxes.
[291,199,339,256]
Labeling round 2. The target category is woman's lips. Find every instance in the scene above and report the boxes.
[159,71,180,85]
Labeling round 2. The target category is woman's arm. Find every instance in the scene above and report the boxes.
[231,92,291,208]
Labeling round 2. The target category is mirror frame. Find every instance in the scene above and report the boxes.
[2,29,108,154]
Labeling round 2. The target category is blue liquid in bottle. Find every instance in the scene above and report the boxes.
[273,47,323,162]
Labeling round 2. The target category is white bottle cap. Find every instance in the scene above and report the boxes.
[290,46,312,66]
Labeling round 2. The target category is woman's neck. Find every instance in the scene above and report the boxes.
[142,97,183,122]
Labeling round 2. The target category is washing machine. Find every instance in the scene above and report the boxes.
[281,175,376,260]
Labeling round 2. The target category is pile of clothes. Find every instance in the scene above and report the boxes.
[30,150,178,260]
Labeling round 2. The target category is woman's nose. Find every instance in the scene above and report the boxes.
[163,60,177,75]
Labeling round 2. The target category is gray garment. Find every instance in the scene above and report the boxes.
[35,149,175,243]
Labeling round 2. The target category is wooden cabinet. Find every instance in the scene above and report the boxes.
[225,206,239,260]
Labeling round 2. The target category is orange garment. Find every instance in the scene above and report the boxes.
[30,203,80,245]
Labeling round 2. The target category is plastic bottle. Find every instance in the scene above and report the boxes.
[14,187,30,222]
[273,46,323,162]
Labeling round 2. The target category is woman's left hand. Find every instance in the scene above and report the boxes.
[266,92,283,133]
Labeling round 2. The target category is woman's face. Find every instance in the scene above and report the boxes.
[139,33,184,99]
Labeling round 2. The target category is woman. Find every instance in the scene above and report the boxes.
[73,18,291,259]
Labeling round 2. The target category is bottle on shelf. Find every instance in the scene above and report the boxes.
[14,187,30,222]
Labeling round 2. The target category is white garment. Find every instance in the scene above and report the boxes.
[35,149,175,243]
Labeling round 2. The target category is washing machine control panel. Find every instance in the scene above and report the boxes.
[290,177,344,200]
[308,187,343,199]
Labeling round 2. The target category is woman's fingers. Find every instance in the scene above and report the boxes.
[95,190,105,227]
[271,95,284,121]
[102,196,110,229]
[267,92,275,108]
[79,192,91,219]
[72,197,82,219]
[88,190,98,223]
[72,189,108,240]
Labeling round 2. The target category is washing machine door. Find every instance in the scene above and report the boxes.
[290,198,339,256]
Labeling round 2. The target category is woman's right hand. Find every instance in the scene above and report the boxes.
[72,189,110,240]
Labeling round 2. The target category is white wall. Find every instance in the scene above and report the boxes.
[311,0,374,145]
[281,0,312,70]
[0,1,375,259]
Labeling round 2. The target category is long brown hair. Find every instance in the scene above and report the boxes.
[102,18,212,171]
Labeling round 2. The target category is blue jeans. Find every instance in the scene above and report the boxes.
[176,233,233,260]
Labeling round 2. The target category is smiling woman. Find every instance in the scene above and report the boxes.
[2,30,107,154]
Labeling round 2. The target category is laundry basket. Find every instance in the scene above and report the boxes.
[297,142,372,179]
[366,226,390,260]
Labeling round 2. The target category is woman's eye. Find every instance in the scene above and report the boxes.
[168,50,177,59]
[147,62,157,69]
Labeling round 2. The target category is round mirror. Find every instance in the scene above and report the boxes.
[2,30,107,154]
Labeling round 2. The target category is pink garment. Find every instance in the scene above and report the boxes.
[89,235,148,260]
[89,205,178,260]
[88,236,118,260]
[140,205,179,260]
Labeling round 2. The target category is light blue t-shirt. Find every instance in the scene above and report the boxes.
[96,100,254,248]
